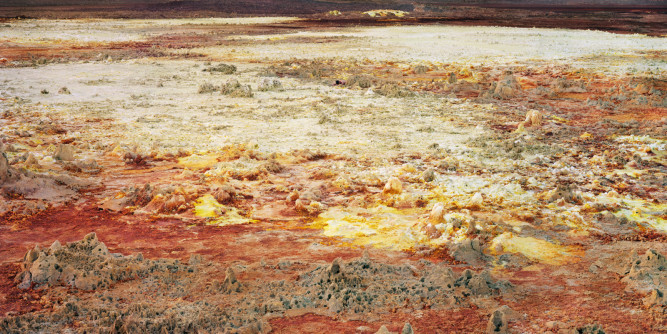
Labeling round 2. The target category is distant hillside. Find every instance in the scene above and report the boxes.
[2,0,665,7]
[2,0,165,5]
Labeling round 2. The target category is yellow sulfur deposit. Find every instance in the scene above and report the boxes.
[178,154,220,169]
[490,232,584,265]
[193,194,255,226]
[363,10,408,18]
[312,206,435,250]
[193,194,224,218]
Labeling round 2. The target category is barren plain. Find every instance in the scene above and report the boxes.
[0,13,666,334]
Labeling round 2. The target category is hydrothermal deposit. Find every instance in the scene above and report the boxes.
[0,6,665,334]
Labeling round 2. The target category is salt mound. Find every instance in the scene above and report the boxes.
[298,253,511,314]
[258,77,283,91]
[53,144,75,161]
[221,79,253,98]
[1,164,91,201]
[545,184,583,204]
[450,238,492,267]
[552,77,587,93]
[0,152,14,184]
[622,249,667,287]
[619,249,667,308]
[621,249,667,288]
[488,74,521,100]
[16,232,188,291]
[214,267,242,293]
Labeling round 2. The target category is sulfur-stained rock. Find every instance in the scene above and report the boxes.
[383,177,402,194]
[213,185,235,204]
[553,77,587,93]
[546,184,582,205]
[429,203,446,224]
[83,231,98,244]
[164,194,186,212]
[526,109,542,126]
[307,200,326,214]
[24,153,40,167]
[143,194,167,213]
[574,324,606,334]
[74,275,98,291]
[490,74,521,100]
[221,79,253,97]
[635,83,650,95]
[467,192,483,209]
[286,190,300,203]
[294,198,309,211]
[448,72,457,84]
[518,109,542,130]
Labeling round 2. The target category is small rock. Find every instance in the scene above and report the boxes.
[222,267,241,293]
[450,239,491,266]
[330,258,343,276]
[0,151,11,183]
[383,177,403,194]
[50,240,62,251]
[575,324,605,334]
[53,144,75,161]
[467,192,483,209]
[286,190,300,202]
[429,203,445,224]
[189,253,203,265]
[83,232,98,244]
[164,194,185,213]
[24,153,40,167]
[376,325,393,334]
[17,271,31,290]
[644,289,667,307]
[421,168,436,182]
[258,77,283,91]
[486,308,509,334]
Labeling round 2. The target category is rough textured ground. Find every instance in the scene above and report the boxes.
[0,12,665,334]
